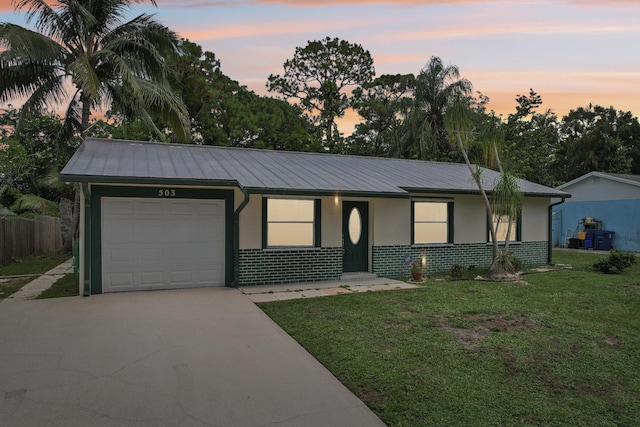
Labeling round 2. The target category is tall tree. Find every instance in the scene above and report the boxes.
[398,56,472,161]
[0,0,190,251]
[552,105,636,182]
[349,73,415,156]
[267,37,375,152]
[171,40,321,150]
[502,89,560,187]
[0,0,189,142]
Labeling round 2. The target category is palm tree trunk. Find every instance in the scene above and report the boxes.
[80,94,91,139]
[454,130,499,264]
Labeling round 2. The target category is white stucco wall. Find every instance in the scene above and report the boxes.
[522,198,550,241]
[371,198,411,246]
[238,194,262,250]
[322,196,343,247]
[451,195,486,243]
[237,193,552,250]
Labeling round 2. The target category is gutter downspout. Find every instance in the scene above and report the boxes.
[232,186,251,287]
[82,183,91,296]
[548,198,566,265]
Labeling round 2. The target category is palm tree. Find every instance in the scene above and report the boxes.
[0,0,191,251]
[0,0,189,141]
[445,95,522,279]
[398,56,472,160]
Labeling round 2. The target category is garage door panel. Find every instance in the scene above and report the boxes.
[141,272,163,286]
[102,197,225,292]
[107,200,135,215]
[105,248,134,263]
[109,273,135,289]
[140,248,163,262]
[136,201,163,215]
[104,222,135,244]
[167,201,193,215]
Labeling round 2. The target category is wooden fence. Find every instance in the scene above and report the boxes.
[0,216,63,265]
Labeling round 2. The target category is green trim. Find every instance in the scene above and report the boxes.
[314,199,322,248]
[89,185,234,294]
[82,183,91,297]
[447,202,454,243]
[403,187,567,199]
[261,197,267,249]
[59,174,239,188]
[233,188,251,287]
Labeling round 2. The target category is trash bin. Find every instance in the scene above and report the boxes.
[595,230,615,251]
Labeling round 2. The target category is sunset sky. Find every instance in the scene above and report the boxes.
[1,0,639,133]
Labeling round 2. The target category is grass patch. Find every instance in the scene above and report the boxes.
[260,250,640,426]
[36,273,78,299]
[0,251,71,276]
[0,251,72,300]
[0,277,33,300]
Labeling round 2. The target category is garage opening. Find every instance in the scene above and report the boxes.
[101,197,225,292]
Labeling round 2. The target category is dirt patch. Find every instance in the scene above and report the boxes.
[602,334,621,346]
[359,387,386,407]
[435,313,540,350]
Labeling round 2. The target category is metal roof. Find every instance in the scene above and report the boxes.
[557,171,640,190]
[60,138,569,198]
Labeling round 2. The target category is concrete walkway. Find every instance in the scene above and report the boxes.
[240,276,419,303]
[1,258,73,302]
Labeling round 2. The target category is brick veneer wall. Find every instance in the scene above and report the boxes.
[372,241,548,279]
[238,247,343,286]
[238,242,548,285]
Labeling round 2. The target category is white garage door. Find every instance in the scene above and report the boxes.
[102,197,225,292]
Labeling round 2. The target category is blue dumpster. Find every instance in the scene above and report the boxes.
[595,230,615,251]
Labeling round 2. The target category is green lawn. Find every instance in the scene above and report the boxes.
[260,250,640,426]
[0,251,72,300]
[0,251,71,276]
[36,273,78,299]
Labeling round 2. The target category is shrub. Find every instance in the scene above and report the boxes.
[593,249,637,274]
[494,251,522,274]
[449,264,465,278]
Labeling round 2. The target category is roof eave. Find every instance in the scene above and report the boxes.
[402,187,570,198]
[58,174,240,189]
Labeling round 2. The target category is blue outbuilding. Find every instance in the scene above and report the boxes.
[552,172,640,252]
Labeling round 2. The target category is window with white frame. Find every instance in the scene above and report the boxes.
[265,198,317,247]
[413,201,451,244]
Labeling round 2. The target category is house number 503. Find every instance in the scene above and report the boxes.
[158,189,176,197]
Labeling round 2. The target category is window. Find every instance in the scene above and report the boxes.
[263,198,320,247]
[490,214,521,242]
[413,201,452,244]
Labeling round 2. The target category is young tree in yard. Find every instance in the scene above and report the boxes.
[0,0,190,251]
[267,37,375,152]
[445,95,522,279]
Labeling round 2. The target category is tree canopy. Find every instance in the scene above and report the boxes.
[267,36,375,152]
[0,0,190,141]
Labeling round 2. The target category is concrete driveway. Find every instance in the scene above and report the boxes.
[0,288,385,427]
